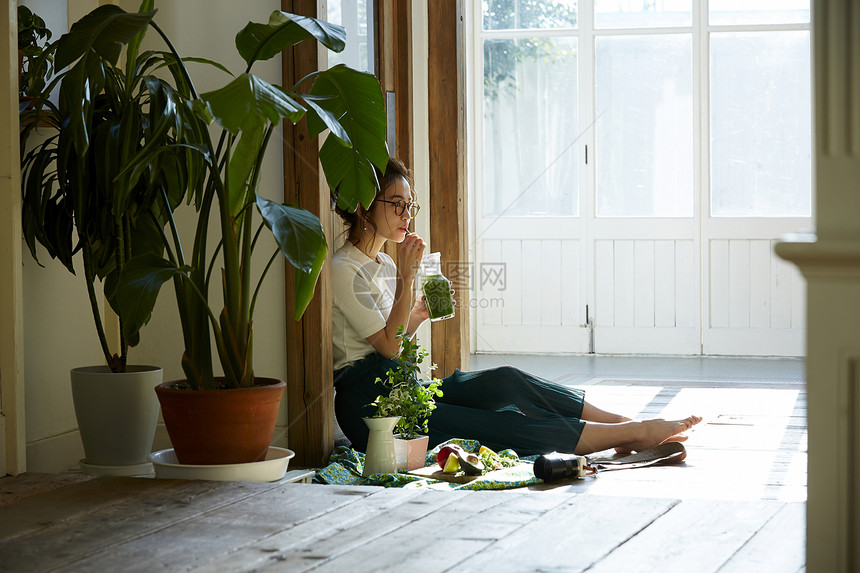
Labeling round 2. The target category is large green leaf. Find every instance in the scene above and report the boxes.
[200,73,305,133]
[236,11,346,67]
[54,5,155,70]
[57,53,104,156]
[113,253,190,343]
[292,242,328,320]
[255,195,327,319]
[303,95,350,145]
[306,65,387,212]
[228,123,264,217]
[306,65,386,150]
[319,135,381,212]
[125,0,155,74]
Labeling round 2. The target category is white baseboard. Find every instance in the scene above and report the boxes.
[28,424,292,473]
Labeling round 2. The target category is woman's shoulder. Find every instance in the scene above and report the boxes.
[332,242,362,264]
[332,243,375,279]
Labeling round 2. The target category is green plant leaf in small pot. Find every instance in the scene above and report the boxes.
[368,328,444,440]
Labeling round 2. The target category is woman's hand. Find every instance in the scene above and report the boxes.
[397,233,426,280]
[411,295,430,323]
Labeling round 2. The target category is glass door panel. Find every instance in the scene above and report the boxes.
[710,31,812,217]
[483,37,580,217]
[595,34,693,217]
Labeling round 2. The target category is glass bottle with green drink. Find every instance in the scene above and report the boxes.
[420,252,455,321]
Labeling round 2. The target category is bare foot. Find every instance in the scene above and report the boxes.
[622,415,702,453]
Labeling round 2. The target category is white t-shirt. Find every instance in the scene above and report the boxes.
[331,241,398,370]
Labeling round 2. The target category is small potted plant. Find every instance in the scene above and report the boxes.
[368,329,444,472]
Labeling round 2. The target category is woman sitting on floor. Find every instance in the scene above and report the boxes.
[331,157,701,455]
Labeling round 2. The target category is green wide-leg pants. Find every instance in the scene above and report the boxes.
[334,353,586,456]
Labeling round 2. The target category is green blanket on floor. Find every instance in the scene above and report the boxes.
[314,439,541,490]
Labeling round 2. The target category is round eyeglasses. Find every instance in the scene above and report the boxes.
[377,199,420,218]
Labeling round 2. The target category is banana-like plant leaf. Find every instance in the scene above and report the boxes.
[236,11,346,66]
[255,195,327,319]
[255,195,326,273]
[54,5,155,70]
[228,123,264,218]
[200,73,306,133]
[303,97,351,145]
[306,65,387,212]
[113,253,191,344]
[319,136,381,212]
[292,244,327,320]
[306,65,386,150]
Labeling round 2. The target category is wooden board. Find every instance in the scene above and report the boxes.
[281,0,334,469]
[0,381,807,572]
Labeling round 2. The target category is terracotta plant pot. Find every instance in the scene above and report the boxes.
[155,378,285,465]
[394,435,430,471]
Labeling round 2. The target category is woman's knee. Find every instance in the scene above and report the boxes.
[491,365,533,389]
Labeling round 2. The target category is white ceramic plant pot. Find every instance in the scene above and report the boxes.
[394,435,430,471]
[362,416,400,476]
[71,365,162,476]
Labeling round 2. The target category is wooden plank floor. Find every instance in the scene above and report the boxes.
[0,380,806,572]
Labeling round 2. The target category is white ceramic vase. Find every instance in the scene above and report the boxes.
[71,365,162,476]
[362,416,400,476]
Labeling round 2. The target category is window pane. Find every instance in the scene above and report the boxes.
[595,0,691,29]
[710,31,811,217]
[595,35,693,217]
[710,0,809,25]
[483,38,579,217]
[327,0,374,73]
[483,0,577,31]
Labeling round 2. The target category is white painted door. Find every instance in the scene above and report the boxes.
[470,0,811,357]
[471,25,589,354]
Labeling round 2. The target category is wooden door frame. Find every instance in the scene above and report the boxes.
[377,0,413,168]
[1,0,26,475]
[427,0,469,376]
[282,0,332,468]
[282,0,467,464]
